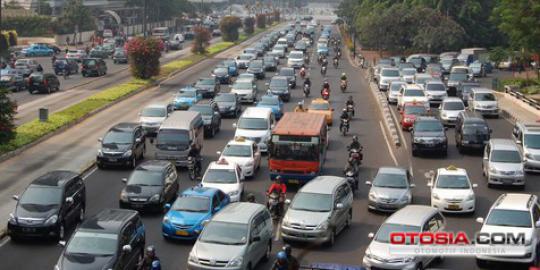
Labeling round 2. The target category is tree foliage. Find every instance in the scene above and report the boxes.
[125,37,163,79]
[243,17,255,35]
[126,0,195,21]
[220,16,242,42]
[256,14,266,29]
[191,26,211,54]
[53,0,94,34]
[1,16,52,36]
[0,88,17,145]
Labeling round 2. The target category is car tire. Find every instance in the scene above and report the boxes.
[415,263,423,270]
[325,229,336,247]
[345,211,352,228]
[47,86,52,94]
[412,149,418,157]
[97,163,105,170]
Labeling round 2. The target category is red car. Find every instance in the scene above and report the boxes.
[400,102,429,130]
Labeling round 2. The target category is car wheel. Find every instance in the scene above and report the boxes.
[78,207,85,222]
[82,72,86,77]
[345,211,352,228]
[325,229,336,247]
[97,163,105,170]
[47,86,52,94]
[415,263,423,270]
[217,120,221,132]
[263,241,272,262]
[140,145,145,159]
[412,149,418,157]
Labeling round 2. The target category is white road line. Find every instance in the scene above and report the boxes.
[388,105,408,150]
[379,121,399,166]
[0,236,9,247]
[409,162,414,177]
[82,167,98,181]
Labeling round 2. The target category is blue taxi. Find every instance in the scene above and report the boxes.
[171,86,203,110]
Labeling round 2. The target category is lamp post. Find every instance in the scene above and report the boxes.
[143,0,148,37]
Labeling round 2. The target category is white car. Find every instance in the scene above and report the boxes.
[235,53,256,69]
[476,193,540,267]
[287,50,304,69]
[139,104,170,134]
[439,97,465,125]
[233,107,274,153]
[218,137,261,178]
[387,81,406,104]
[469,88,499,117]
[428,166,477,213]
[237,73,256,84]
[397,84,428,110]
[272,46,286,58]
[230,80,256,103]
[201,159,244,202]
[424,80,448,105]
[400,68,416,83]
[378,67,401,91]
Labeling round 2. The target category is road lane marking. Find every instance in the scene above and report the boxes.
[388,105,408,150]
[274,223,281,242]
[82,166,98,181]
[0,236,9,247]
[379,121,399,166]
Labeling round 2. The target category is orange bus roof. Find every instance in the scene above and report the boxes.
[272,112,326,136]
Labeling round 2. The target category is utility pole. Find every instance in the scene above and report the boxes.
[143,0,148,37]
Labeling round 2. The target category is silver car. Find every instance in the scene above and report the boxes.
[188,203,272,270]
[482,139,525,187]
[439,97,465,126]
[139,104,170,134]
[366,167,414,212]
[388,81,406,104]
[281,176,353,246]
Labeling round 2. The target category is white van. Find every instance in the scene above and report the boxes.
[233,107,274,153]
[151,27,170,40]
[276,38,288,47]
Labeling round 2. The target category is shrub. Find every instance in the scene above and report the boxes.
[191,26,211,54]
[125,37,163,79]
[0,16,52,36]
[220,16,242,42]
[243,17,255,35]
[256,14,266,29]
[0,88,17,144]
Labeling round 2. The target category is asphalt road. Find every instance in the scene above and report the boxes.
[0,27,536,270]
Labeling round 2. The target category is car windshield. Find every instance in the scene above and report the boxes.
[103,130,132,144]
[128,169,163,186]
[415,120,443,132]
[310,102,329,110]
[405,89,425,97]
[237,117,268,130]
[271,79,288,87]
[382,69,400,77]
[416,77,431,85]
[449,73,467,81]
[20,186,61,205]
[214,68,228,74]
[223,144,251,157]
[259,97,279,106]
[224,60,235,66]
[83,59,97,66]
[390,83,405,92]
[404,106,426,115]
[238,74,254,81]
[436,174,470,189]
[379,59,393,66]
[474,93,495,101]
[289,52,303,59]
[264,57,275,62]
[66,231,118,256]
[463,124,489,135]
[172,196,209,212]
[141,107,167,117]
[374,172,408,188]
[486,209,532,228]
[197,79,215,85]
[234,82,253,90]
[441,59,454,66]
[279,69,294,76]
[401,69,416,76]
[491,150,522,163]
[443,101,464,110]
[426,84,445,91]
[215,94,235,102]
[524,134,540,149]
[156,129,189,147]
[375,223,420,244]
[199,221,247,245]
[249,61,263,68]
[428,66,442,73]
[290,192,332,212]
[203,169,237,184]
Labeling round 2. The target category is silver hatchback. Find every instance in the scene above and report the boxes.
[482,139,525,187]
[366,167,414,212]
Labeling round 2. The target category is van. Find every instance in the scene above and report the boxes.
[482,139,524,187]
[281,176,353,246]
[152,27,170,40]
[188,203,272,270]
[455,111,491,152]
[276,38,287,47]
[512,122,540,172]
[155,111,204,167]
[233,107,274,153]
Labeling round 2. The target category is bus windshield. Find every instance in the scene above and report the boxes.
[270,141,319,161]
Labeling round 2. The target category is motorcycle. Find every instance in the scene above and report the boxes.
[345,168,358,191]
[340,80,347,92]
[340,118,349,136]
[337,51,342,59]
[346,103,355,118]
[300,68,306,79]
[187,157,200,181]
[322,87,330,100]
[321,65,327,75]
[348,147,363,167]
[303,83,310,97]
[267,192,281,220]
[333,58,339,68]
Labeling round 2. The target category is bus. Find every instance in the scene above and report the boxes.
[268,112,328,184]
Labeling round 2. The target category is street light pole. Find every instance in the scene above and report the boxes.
[143,0,148,37]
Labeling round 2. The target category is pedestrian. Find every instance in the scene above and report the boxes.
[66,36,70,46]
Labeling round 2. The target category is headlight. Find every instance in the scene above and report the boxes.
[229,190,239,196]
[441,112,447,118]
[400,195,410,202]
[97,149,103,157]
[432,193,440,200]
[54,265,60,270]
[317,220,329,230]
[8,213,17,225]
[364,250,372,259]
[123,150,133,157]
[45,214,58,225]
[188,252,199,263]
[245,160,254,167]
[369,192,377,201]
[163,215,170,224]
[400,257,415,263]
[282,216,290,227]
[489,167,499,174]
[120,191,128,201]
[525,153,533,160]
[227,256,243,267]
[149,194,161,202]
[413,137,422,143]
[466,192,475,201]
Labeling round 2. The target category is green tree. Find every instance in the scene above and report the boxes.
[220,16,242,42]
[54,0,94,36]
[243,17,255,35]
[36,0,52,16]
[191,26,211,54]
[489,47,510,68]
[256,14,266,29]
[0,88,17,145]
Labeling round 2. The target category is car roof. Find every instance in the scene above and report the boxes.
[494,193,535,211]
[490,139,519,151]
[300,176,346,194]
[272,76,289,81]
[311,98,329,104]
[109,122,139,132]
[442,97,462,103]
[213,202,265,223]
[272,112,326,136]
[471,87,494,93]
[136,160,170,171]
[31,170,79,187]
[416,116,439,122]
[404,84,424,90]
[80,208,138,233]
[377,167,407,175]
[385,205,439,227]
[182,186,220,197]
[241,107,272,118]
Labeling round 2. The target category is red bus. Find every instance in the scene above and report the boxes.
[268,112,328,184]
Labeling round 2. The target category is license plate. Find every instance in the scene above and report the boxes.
[22,228,35,232]
[176,230,189,236]
[448,204,461,210]
[503,179,513,184]
[108,158,117,162]
[33,83,40,86]
[131,203,144,208]
[288,179,299,184]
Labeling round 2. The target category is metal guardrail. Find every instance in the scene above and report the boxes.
[504,85,540,110]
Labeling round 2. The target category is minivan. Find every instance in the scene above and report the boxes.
[155,111,204,167]
[482,139,525,187]
[281,176,353,246]
[233,107,274,153]
[455,111,491,152]
[512,122,540,172]
[188,203,272,270]
[81,58,107,77]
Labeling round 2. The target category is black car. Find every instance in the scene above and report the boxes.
[455,111,491,153]
[253,44,265,57]
[194,77,220,98]
[267,76,291,102]
[278,67,296,88]
[189,103,222,137]
[247,59,265,79]
[411,117,448,157]
[211,66,231,84]
[214,92,242,117]
[89,46,110,59]
[27,73,60,94]
[8,171,86,241]
[263,56,278,71]
[55,209,145,270]
[82,58,107,77]
[97,123,146,169]
[0,73,26,92]
[54,58,79,75]
[119,160,179,211]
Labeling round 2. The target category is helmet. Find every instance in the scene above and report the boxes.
[298,102,303,106]
[246,193,256,202]
[342,73,346,77]
[282,244,292,256]
[275,176,282,183]
[146,245,156,256]
[353,135,358,141]
[277,251,288,261]
[343,108,347,112]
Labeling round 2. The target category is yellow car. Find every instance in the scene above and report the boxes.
[307,98,334,125]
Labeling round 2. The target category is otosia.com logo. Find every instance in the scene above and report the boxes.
[388,231,528,257]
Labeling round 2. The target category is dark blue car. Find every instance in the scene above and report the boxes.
[212,66,231,84]
[53,58,79,75]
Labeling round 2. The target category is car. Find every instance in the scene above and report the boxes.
[408,56,427,72]
[53,58,79,75]
[387,81,406,104]
[378,67,401,91]
[167,38,183,50]
[413,74,434,88]
[476,193,540,267]
[256,94,284,120]
[457,81,481,105]
[397,84,427,110]
[482,139,525,187]
[287,50,305,69]
[512,122,540,172]
[27,73,60,94]
[281,176,353,246]
[455,111,491,152]
[201,159,244,202]
[65,50,87,62]
[220,59,239,76]
[237,73,256,84]
[366,167,414,212]
[286,33,295,46]
[374,64,391,82]
[426,63,443,79]
[397,62,415,71]
[32,43,61,54]
[55,209,145,270]
[236,53,256,69]
[428,166,476,214]
[211,66,232,84]
[400,68,416,84]
[15,58,41,75]
[189,103,221,137]
[379,58,395,67]
[112,49,128,64]
[231,80,257,104]
[188,203,272,270]
[214,92,242,117]
[317,43,329,56]
[194,77,220,98]
[294,40,307,52]
[22,44,54,56]
[0,73,25,92]
[439,97,465,125]
[278,67,297,88]
[263,55,278,71]
[266,52,281,64]
[253,44,265,57]
[266,76,291,102]
[89,46,110,59]
[246,59,265,79]
[424,80,448,105]
[468,88,499,117]
[272,46,286,58]
[162,186,230,240]
[173,33,185,43]
[81,58,107,77]
[411,117,448,156]
[440,57,459,74]
[171,86,203,110]
[8,171,85,241]
[446,68,471,92]
[96,123,146,169]
[363,205,445,270]
[139,103,170,134]
[244,47,258,56]
[307,98,334,125]
[233,107,274,153]
[400,101,429,131]
[218,137,262,178]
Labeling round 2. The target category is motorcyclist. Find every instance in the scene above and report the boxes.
[138,245,161,270]
[51,55,57,65]
[303,77,311,88]
[299,65,306,77]
[187,149,202,178]
[272,251,289,270]
[333,56,339,67]
[267,176,286,215]
[321,80,330,97]
[283,245,299,270]
[340,108,350,131]
[341,72,348,82]
[294,101,306,112]
[321,57,328,67]
[349,136,363,151]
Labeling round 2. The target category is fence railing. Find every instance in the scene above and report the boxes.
[504,85,540,110]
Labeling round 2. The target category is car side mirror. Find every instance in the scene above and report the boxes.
[59,240,66,247]
[335,203,344,209]
[65,197,74,204]
[285,199,291,204]
[482,156,488,160]
[516,140,522,144]
[410,184,416,188]
[489,128,493,134]
[472,183,478,188]
[476,217,484,224]
[232,123,237,128]
[216,151,222,156]
[12,195,19,201]
[536,221,540,228]
[122,177,128,183]
[213,206,221,212]
[265,82,269,86]
[427,182,433,187]
[164,203,171,211]
[368,232,374,239]
[251,236,261,242]
[135,138,142,143]
[444,127,448,131]
[365,181,372,186]
[122,245,132,253]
